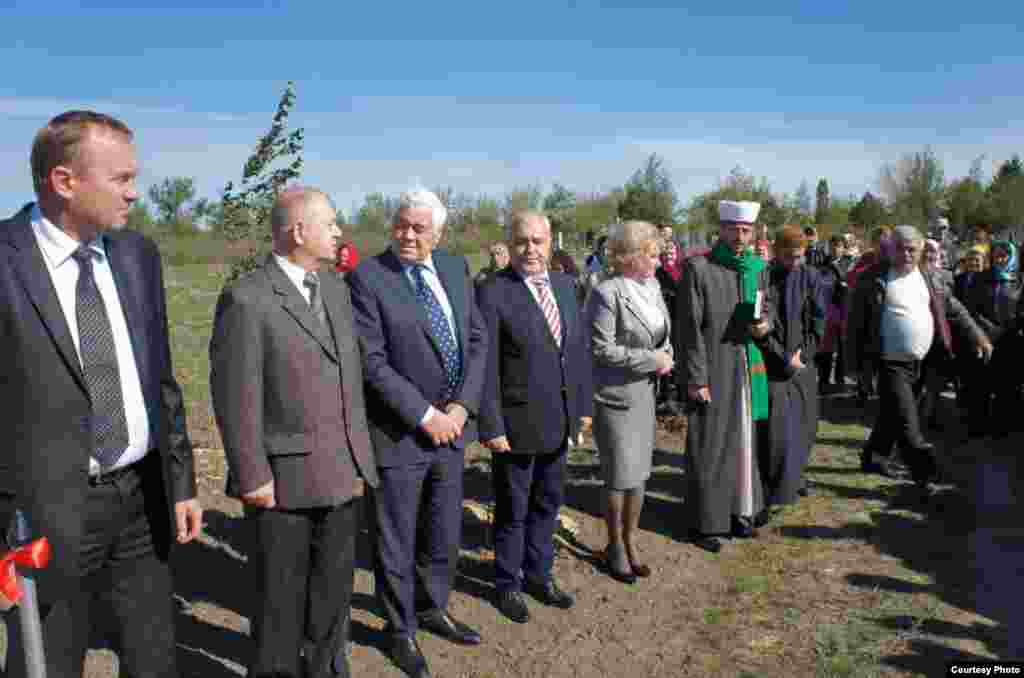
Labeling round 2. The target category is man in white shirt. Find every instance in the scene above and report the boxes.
[847,225,991,489]
[0,110,201,677]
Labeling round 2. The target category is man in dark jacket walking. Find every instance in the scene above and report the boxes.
[846,226,992,488]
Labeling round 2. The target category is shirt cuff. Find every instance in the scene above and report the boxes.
[420,405,438,426]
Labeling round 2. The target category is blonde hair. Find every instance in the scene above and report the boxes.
[607,220,660,274]
[31,110,134,196]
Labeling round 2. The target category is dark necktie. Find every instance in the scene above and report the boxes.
[72,246,130,468]
[303,271,327,327]
[412,264,461,399]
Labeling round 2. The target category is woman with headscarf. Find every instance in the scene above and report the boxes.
[961,240,1024,437]
[756,226,826,519]
[334,241,360,276]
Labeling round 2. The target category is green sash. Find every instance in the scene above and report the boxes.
[709,240,769,421]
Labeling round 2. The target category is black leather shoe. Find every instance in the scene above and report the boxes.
[417,609,482,645]
[524,578,575,609]
[860,452,895,477]
[389,636,431,678]
[494,590,530,623]
[730,515,757,539]
[753,508,773,528]
[690,531,722,554]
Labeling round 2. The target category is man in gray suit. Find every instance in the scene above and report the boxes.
[210,187,379,678]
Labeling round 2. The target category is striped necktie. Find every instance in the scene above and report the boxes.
[531,278,562,348]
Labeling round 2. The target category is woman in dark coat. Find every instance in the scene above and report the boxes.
[655,240,682,414]
[757,226,826,517]
[961,240,1024,437]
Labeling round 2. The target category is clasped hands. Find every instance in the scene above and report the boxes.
[484,416,593,454]
[421,402,469,447]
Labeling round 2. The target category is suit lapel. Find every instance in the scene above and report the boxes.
[434,252,466,351]
[266,256,338,361]
[6,210,88,395]
[619,281,657,342]
[548,274,572,350]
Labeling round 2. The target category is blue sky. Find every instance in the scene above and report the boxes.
[2,0,1022,219]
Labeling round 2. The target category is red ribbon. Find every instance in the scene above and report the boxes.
[0,538,51,603]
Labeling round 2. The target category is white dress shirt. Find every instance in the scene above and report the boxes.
[30,206,151,473]
[273,253,313,304]
[401,254,459,425]
[521,271,552,306]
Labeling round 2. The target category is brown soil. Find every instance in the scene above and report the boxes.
[59,393,1021,675]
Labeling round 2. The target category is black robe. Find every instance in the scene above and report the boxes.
[675,251,773,535]
[759,264,826,506]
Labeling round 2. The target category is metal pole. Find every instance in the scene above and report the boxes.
[12,510,47,678]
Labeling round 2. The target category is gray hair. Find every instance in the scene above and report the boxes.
[395,187,447,230]
[505,210,550,241]
[891,225,924,246]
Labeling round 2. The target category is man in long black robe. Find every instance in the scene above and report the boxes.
[676,201,773,553]
[758,228,826,512]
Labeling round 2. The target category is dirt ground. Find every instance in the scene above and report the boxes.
[11,391,1018,677]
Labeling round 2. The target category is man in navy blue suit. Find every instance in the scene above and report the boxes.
[478,211,592,624]
[347,188,487,678]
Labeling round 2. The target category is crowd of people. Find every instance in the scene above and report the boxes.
[2,109,1021,678]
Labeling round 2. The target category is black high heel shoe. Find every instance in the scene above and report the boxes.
[603,544,637,584]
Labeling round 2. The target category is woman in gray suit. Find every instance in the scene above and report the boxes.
[586,221,674,584]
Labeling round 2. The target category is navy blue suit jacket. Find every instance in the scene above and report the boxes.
[347,248,488,467]
[0,204,196,604]
[478,268,593,454]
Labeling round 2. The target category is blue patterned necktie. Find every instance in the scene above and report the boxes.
[412,264,461,400]
[72,246,130,468]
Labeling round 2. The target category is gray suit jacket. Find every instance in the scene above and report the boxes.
[586,276,673,409]
[210,255,378,509]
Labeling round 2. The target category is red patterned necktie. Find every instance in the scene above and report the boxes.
[532,278,562,348]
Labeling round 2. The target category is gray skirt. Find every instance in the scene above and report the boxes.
[593,384,657,491]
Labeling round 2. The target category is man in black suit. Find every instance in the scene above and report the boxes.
[478,211,592,623]
[347,188,488,678]
[0,111,201,677]
[210,188,379,677]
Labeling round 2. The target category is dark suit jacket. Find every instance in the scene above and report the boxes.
[347,249,487,467]
[477,269,592,454]
[209,255,378,509]
[0,204,196,605]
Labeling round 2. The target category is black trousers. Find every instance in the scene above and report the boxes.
[963,331,1024,435]
[491,448,567,593]
[246,500,357,678]
[865,359,935,479]
[3,458,176,678]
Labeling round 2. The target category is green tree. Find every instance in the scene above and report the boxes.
[356,192,397,231]
[220,81,305,283]
[543,183,577,234]
[147,176,196,225]
[575,190,623,238]
[504,185,544,215]
[814,178,831,225]
[987,154,1024,227]
[683,166,773,234]
[879,148,945,226]
[617,153,677,224]
[849,191,888,233]
[945,176,990,228]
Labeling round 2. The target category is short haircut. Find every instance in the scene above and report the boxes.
[891,225,923,246]
[395,188,447,230]
[31,110,134,196]
[506,210,550,240]
[803,226,817,238]
[607,220,660,274]
[830,234,846,246]
[270,186,333,239]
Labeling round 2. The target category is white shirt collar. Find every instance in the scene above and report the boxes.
[399,252,437,275]
[272,252,314,295]
[30,204,105,269]
[521,270,551,286]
